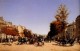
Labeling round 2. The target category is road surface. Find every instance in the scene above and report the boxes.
[0,42,80,51]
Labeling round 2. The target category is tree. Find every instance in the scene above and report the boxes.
[1,26,19,36]
[55,4,69,22]
[24,29,32,38]
[47,4,69,39]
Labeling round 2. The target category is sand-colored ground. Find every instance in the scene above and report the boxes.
[0,42,80,51]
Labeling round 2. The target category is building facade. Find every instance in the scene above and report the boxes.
[65,22,76,39]
[76,15,80,38]
[0,16,13,42]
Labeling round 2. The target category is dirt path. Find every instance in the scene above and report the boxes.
[0,42,80,51]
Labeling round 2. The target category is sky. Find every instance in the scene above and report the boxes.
[0,0,79,35]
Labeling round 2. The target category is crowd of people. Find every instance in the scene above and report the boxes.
[0,34,45,46]
[17,35,44,46]
[0,34,80,46]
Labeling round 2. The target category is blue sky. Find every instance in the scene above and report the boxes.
[0,0,79,35]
